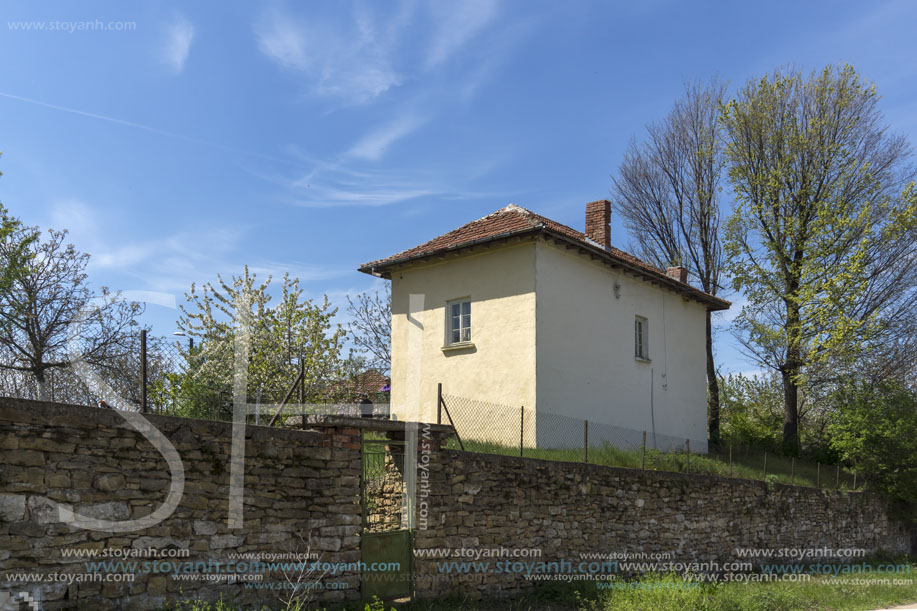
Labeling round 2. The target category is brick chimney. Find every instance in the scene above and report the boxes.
[585,200,611,248]
[666,266,688,283]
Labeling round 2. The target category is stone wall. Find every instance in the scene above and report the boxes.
[364,447,407,533]
[414,449,913,599]
[2,397,913,608]
[0,398,362,610]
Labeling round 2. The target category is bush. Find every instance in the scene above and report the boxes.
[828,380,917,502]
[718,372,783,450]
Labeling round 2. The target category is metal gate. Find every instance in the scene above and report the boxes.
[361,434,413,600]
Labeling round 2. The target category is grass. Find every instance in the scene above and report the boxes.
[163,567,917,610]
[577,569,917,611]
[442,438,860,491]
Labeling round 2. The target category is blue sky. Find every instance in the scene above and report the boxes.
[1,0,916,375]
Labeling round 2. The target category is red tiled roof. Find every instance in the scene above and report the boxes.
[358,204,729,310]
[353,369,389,394]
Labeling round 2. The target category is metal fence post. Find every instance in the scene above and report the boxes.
[853,470,857,490]
[641,431,646,470]
[437,383,443,425]
[519,406,524,458]
[685,439,690,473]
[583,420,588,463]
[816,463,821,488]
[836,465,840,490]
[436,390,464,450]
[763,451,767,480]
[140,329,148,413]
[791,457,795,485]
[299,359,305,429]
[728,444,733,477]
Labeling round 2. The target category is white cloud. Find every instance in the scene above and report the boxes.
[345,115,427,161]
[253,1,508,104]
[95,244,158,269]
[251,142,515,208]
[291,177,436,208]
[424,0,499,69]
[253,17,310,71]
[254,7,404,104]
[49,199,97,240]
[162,16,194,74]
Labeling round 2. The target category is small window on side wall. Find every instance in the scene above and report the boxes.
[447,299,471,345]
[635,315,649,360]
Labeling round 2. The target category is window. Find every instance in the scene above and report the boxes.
[447,299,472,345]
[635,316,649,360]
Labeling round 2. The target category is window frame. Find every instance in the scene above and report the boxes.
[445,298,472,347]
[634,315,649,361]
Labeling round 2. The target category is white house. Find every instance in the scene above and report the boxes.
[359,201,729,453]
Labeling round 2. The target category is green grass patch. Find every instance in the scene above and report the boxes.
[578,569,917,611]
[443,438,860,490]
[163,567,917,610]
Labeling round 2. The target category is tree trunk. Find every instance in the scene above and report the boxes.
[34,367,47,401]
[705,310,720,446]
[781,365,800,454]
[782,299,802,454]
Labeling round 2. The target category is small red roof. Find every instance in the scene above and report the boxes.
[358,204,729,310]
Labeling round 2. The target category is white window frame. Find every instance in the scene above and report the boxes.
[635,315,649,361]
[446,298,472,346]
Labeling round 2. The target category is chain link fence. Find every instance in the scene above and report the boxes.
[439,392,860,491]
[0,333,391,424]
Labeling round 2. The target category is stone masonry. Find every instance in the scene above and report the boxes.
[0,397,913,608]
[0,397,362,610]
[413,449,913,599]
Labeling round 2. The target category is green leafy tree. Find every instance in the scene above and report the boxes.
[828,380,917,501]
[613,79,728,444]
[718,370,839,461]
[0,205,33,297]
[718,372,784,449]
[176,267,346,417]
[721,65,917,453]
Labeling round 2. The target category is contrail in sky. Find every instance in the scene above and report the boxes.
[0,90,306,168]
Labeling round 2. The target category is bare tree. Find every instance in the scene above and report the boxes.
[0,226,142,400]
[275,531,325,610]
[612,79,728,444]
[346,284,391,375]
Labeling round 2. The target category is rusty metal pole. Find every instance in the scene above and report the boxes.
[519,406,524,457]
[685,439,690,473]
[140,329,148,413]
